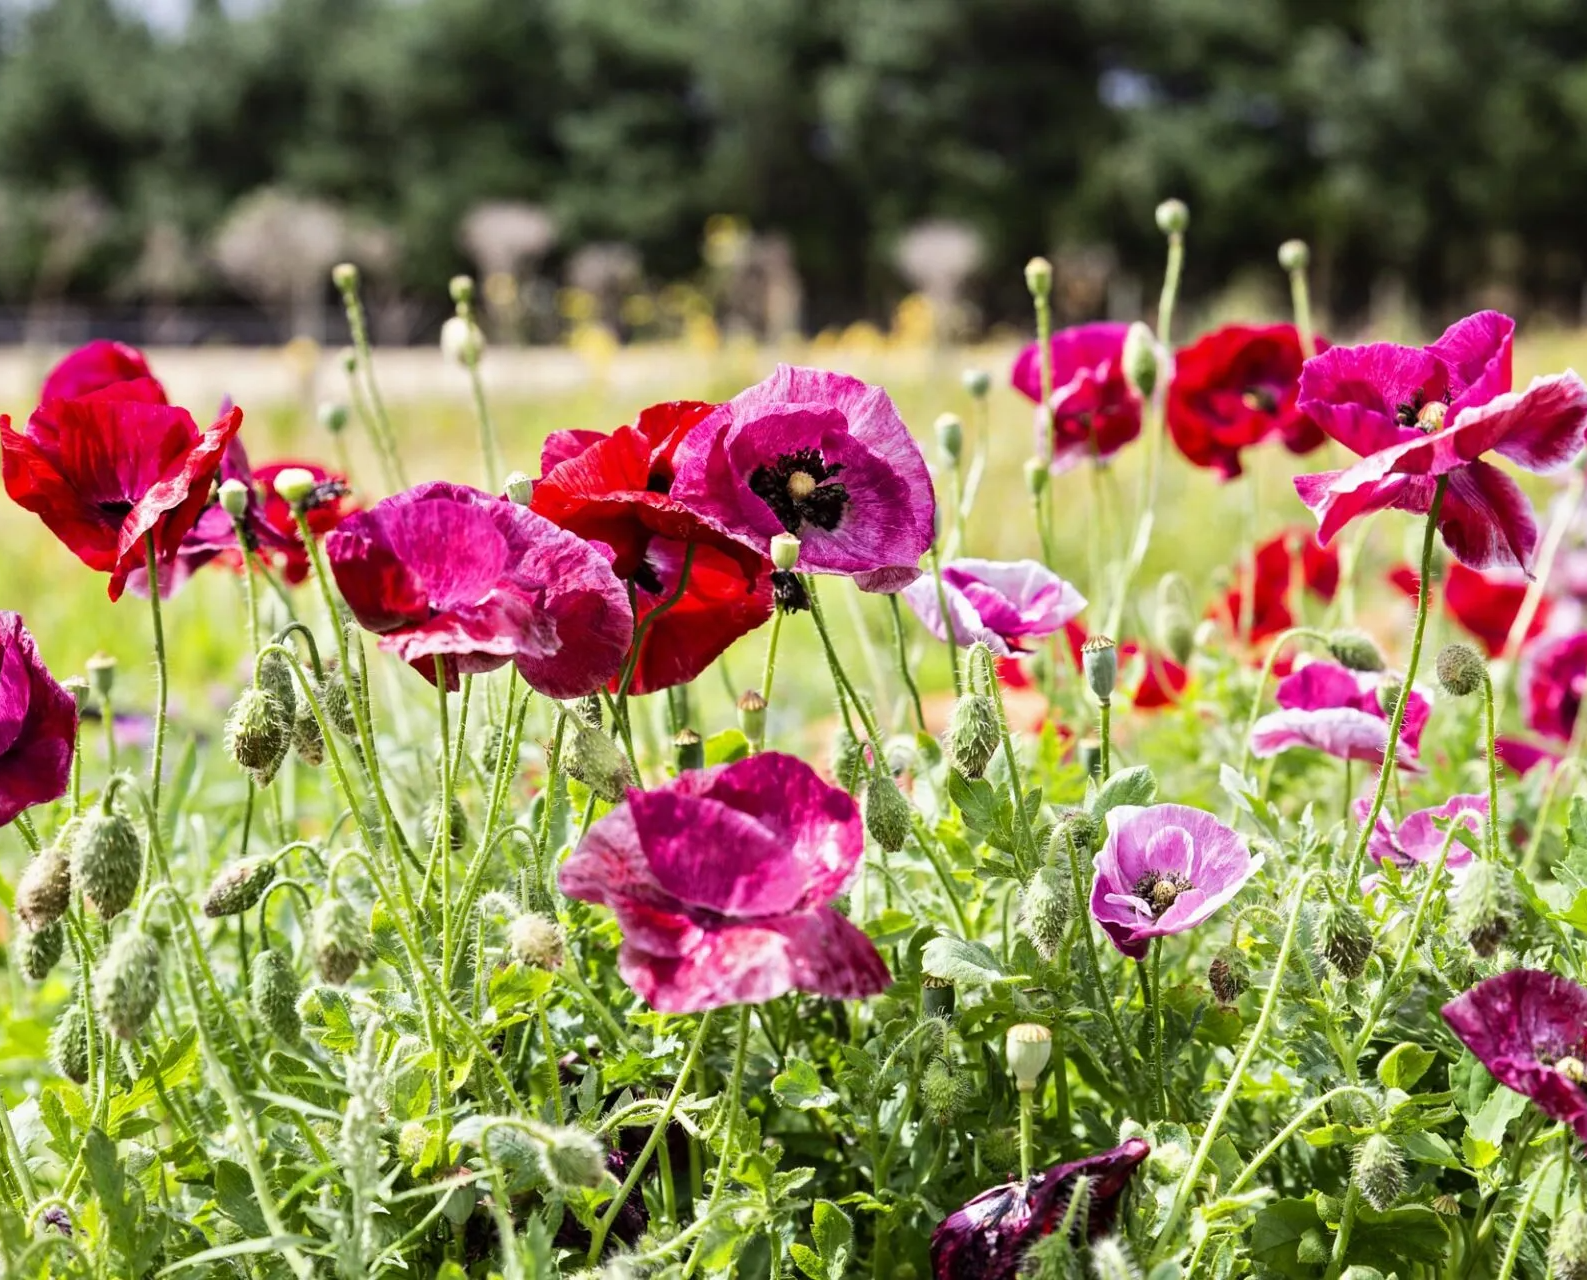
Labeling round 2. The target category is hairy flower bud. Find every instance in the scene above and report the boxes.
[1019,866,1072,962]
[921,974,955,1020]
[565,722,635,803]
[962,368,991,399]
[737,689,768,745]
[1157,604,1195,668]
[1023,256,1053,299]
[1550,1208,1587,1280]
[921,1058,967,1125]
[225,686,291,785]
[1005,1022,1052,1091]
[543,1126,609,1191]
[1051,806,1099,859]
[218,478,250,520]
[673,727,704,773]
[1452,859,1520,956]
[1209,945,1250,1005]
[16,846,72,930]
[1278,239,1310,273]
[1082,635,1118,703]
[1328,630,1385,673]
[49,1003,90,1083]
[312,898,370,986]
[259,650,298,726]
[1122,322,1160,400]
[1436,642,1486,697]
[863,767,911,853]
[398,1120,429,1171]
[422,795,469,854]
[95,928,162,1040]
[16,921,63,981]
[935,413,964,467]
[1352,1134,1405,1212]
[947,693,1000,779]
[1155,198,1189,236]
[508,912,565,971]
[251,947,302,1041]
[1317,900,1375,980]
[74,800,143,920]
[319,664,360,738]
[1376,676,1403,718]
[292,702,326,767]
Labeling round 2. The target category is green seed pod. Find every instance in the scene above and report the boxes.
[1278,239,1310,273]
[1082,635,1118,703]
[1352,1134,1405,1212]
[863,768,911,853]
[292,702,326,767]
[1208,946,1250,1005]
[1550,1208,1587,1280]
[673,727,704,773]
[224,686,291,785]
[319,664,359,738]
[421,795,469,854]
[95,929,162,1040]
[1435,642,1486,698]
[250,947,301,1041]
[312,898,370,986]
[508,912,565,971]
[202,855,277,918]
[935,413,964,467]
[1317,900,1375,980]
[962,368,990,399]
[736,689,767,745]
[74,802,143,920]
[49,1002,90,1083]
[1023,456,1049,498]
[16,921,64,981]
[16,845,72,930]
[947,693,1000,779]
[1005,1023,1052,1091]
[543,1125,608,1191]
[1023,256,1053,299]
[921,974,955,1020]
[1328,630,1386,673]
[921,1058,966,1125]
[564,722,634,803]
[1122,321,1160,400]
[1452,858,1521,957]
[1019,866,1072,962]
[1155,198,1190,235]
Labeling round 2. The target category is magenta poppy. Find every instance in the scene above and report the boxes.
[669,366,935,592]
[901,559,1086,656]
[0,612,77,828]
[1443,969,1587,1141]
[1250,660,1431,771]
[1089,804,1260,959]
[326,481,632,695]
[1294,312,1587,571]
[1356,793,1485,884]
[1011,323,1142,472]
[557,752,891,1012]
[1523,631,1587,743]
[930,1139,1150,1280]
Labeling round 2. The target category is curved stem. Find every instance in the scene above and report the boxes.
[928,544,962,695]
[144,532,169,821]
[1226,1086,1377,1195]
[888,593,927,732]
[1238,626,1330,778]
[1495,1145,1568,1280]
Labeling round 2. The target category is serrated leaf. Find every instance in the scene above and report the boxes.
[1377,1042,1437,1092]
[947,771,998,834]
[789,1242,827,1280]
[921,935,1006,986]
[772,1060,838,1111]
[1092,765,1156,819]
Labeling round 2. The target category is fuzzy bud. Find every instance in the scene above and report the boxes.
[319,664,360,738]
[218,478,250,520]
[1328,630,1385,673]
[1082,635,1118,703]
[1278,239,1310,272]
[543,1126,609,1191]
[921,974,955,1020]
[770,532,801,572]
[1005,1022,1052,1091]
[573,694,603,729]
[1024,256,1053,298]
[440,315,485,366]
[1317,899,1375,980]
[1019,866,1072,962]
[272,467,318,509]
[673,727,704,773]
[1435,642,1486,697]
[259,650,298,724]
[1452,859,1520,956]
[1376,676,1403,718]
[921,1058,966,1124]
[225,686,292,785]
[317,401,349,434]
[1549,1208,1587,1280]
[962,368,991,399]
[448,274,476,306]
[49,1003,90,1083]
[74,801,143,920]
[1208,945,1250,1004]
[830,727,864,788]
[1122,322,1160,400]
[398,1120,429,1170]
[503,471,532,506]
[422,794,469,854]
[202,855,278,918]
[86,652,117,701]
[935,413,964,467]
[251,947,302,1041]
[1352,1134,1405,1212]
[16,846,72,930]
[508,912,565,971]
[1155,199,1189,235]
[737,689,768,745]
[1090,1237,1141,1280]
[331,262,359,292]
[947,693,1000,779]
[1023,456,1049,498]
[565,722,634,803]
[15,921,63,981]
[864,767,911,852]
[312,898,370,985]
[1051,806,1099,858]
[95,929,162,1040]
[292,702,326,767]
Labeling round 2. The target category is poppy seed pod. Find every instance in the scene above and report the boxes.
[947,692,999,779]
[1155,199,1190,235]
[864,767,911,853]
[1122,322,1160,400]
[1550,1208,1587,1280]
[962,368,991,399]
[1436,642,1486,698]
[95,928,162,1040]
[1317,899,1375,980]
[1024,256,1053,299]
[565,722,634,803]
[421,794,469,854]
[311,897,370,986]
[673,727,704,773]
[1278,239,1310,273]
[1005,1022,1052,1091]
[74,798,143,920]
[1019,866,1072,962]
[62,674,90,713]
[1452,859,1520,956]
[224,686,291,785]
[202,854,277,918]
[1082,635,1118,703]
[86,651,117,701]
[16,845,72,930]
[49,1003,90,1084]
[1328,630,1386,673]
[251,947,302,1042]
[508,911,565,971]
[1208,945,1250,1005]
[218,478,250,520]
[921,974,955,1020]
[543,1125,609,1191]
[736,689,768,745]
[935,413,964,467]
[770,532,801,572]
[16,920,63,981]
[317,401,349,435]
[1352,1134,1405,1212]
[271,467,318,509]
[503,471,532,506]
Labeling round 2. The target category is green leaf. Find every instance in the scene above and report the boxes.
[947,771,998,834]
[1349,1204,1450,1266]
[213,1159,269,1237]
[863,909,918,944]
[1249,1198,1322,1279]
[813,1200,852,1279]
[772,1060,838,1111]
[489,963,555,1018]
[1092,765,1156,819]
[1467,1081,1528,1149]
[921,935,1006,986]
[789,1242,828,1280]
[1376,1042,1437,1092]
[704,729,750,766]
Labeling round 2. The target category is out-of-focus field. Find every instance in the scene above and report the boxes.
[3,332,1583,735]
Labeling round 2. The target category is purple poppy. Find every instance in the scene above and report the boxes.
[1523,630,1587,743]
[0,612,77,828]
[929,1139,1150,1280]
[557,752,891,1012]
[1443,969,1587,1141]
[1249,660,1432,771]
[901,559,1086,656]
[1089,804,1260,959]
[1357,793,1486,873]
[326,481,633,695]
[1011,323,1143,472]
[669,365,936,592]
[1294,312,1587,571]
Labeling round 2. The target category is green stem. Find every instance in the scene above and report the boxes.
[1238,626,1330,779]
[928,544,962,695]
[338,280,408,491]
[683,1003,753,1279]
[1151,938,1166,1118]
[1226,1086,1377,1195]
[1481,670,1501,862]
[1288,263,1316,360]
[971,645,1039,872]
[1018,1086,1034,1182]
[144,533,169,821]
[888,593,927,732]
[463,348,500,492]
[1324,1181,1361,1280]
[1494,1146,1566,1280]
[1099,700,1112,779]
[1064,833,1137,1092]
[754,605,785,753]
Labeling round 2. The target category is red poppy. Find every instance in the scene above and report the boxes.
[1388,561,1548,657]
[1168,324,1328,479]
[1219,528,1341,645]
[2,376,243,602]
[250,460,354,584]
[1063,621,1185,708]
[40,340,165,404]
[532,400,773,695]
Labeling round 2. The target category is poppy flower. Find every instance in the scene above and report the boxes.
[1522,630,1587,743]
[1220,528,1341,646]
[1061,622,1187,709]
[40,340,164,404]
[2,384,244,602]
[1089,804,1260,959]
[929,1139,1150,1280]
[1389,561,1549,658]
[557,751,891,1012]
[532,400,773,694]
[1494,736,1562,776]
[669,367,935,592]
[901,559,1086,656]
[1168,324,1326,479]
[1011,323,1141,472]
[1356,795,1486,897]
[326,481,633,695]
[1443,969,1587,1141]
[1249,660,1431,770]
[0,612,77,828]
[1294,312,1587,571]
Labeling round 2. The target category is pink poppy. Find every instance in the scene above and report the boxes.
[0,612,77,828]
[326,481,632,695]
[1523,631,1587,743]
[1249,660,1431,770]
[557,752,891,1012]
[1294,312,1587,570]
[1357,793,1486,873]
[901,559,1085,656]
[1011,323,1141,472]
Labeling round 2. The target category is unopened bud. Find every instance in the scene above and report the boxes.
[1550,1208,1587,1280]
[921,974,955,1020]
[1155,199,1189,235]
[961,368,991,399]
[421,794,469,854]
[1208,946,1250,1004]
[272,467,318,508]
[1024,256,1053,299]
[947,693,1000,779]
[87,652,117,701]
[1328,630,1385,673]
[225,686,291,786]
[1317,899,1374,980]
[331,262,360,292]
[1019,866,1072,961]
[921,1058,967,1124]
[1160,609,1195,667]
[312,897,370,985]
[440,315,485,366]
[935,413,964,466]
[16,846,72,930]
[565,722,634,803]
[508,912,565,970]
[543,1126,608,1191]
[673,727,704,772]
[770,532,801,572]
[1452,858,1520,956]
[202,855,277,918]
[449,274,476,306]
[864,767,911,853]
[503,471,532,506]
[15,921,63,981]
[1352,1134,1405,1212]
[737,689,768,745]
[74,798,143,920]
[317,401,349,434]
[1090,1237,1141,1280]
[1051,806,1099,859]
[292,701,326,767]
[218,478,250,520]
[1082,635,1118,703]
[95,928,162,1039]
[251,947,302,1041]
[1122,322,1160,399]
[49,1003,90,1083]
[1278,239,1310,273]
[1023,456,1049,498]
[319,664,359,738]
[1005,1022,1052,1091]
[1436,642,1486,697]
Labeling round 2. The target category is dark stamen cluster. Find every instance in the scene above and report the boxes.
[772,570,809,613]
[748,448,849,534]
[1131,871,1193,917]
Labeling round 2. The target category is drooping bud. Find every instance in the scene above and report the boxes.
[448,274,476,306]
[1317,899,1375,980]
[440,315,485,366]
[1376,676,1403,718]
[921,974,955,1020]
[961,368,991,399]
[864,767,911,853]
[95,928,162,1040]
[935,413,964,467]
[947,693,1000,779]
[86,652,117,702]
[312,898,370,985]
[15,921,63,981]
[422,794,469,854]
[331,262,360,292]
[769,532,801,572]
[74,799,143,920]
[1023,256,1053,299]
[1352,1134,1405,1212]
[1122,322,1160,400]
[1082,635,1118,703]
[508,912,565,971]
[259,650,298,727]
[830,727,864,788]
[1155,199,1190,236]
[16,846,72,930]
[319,663,360,738]
[292,702,326,767]
[1208,945,1250,1005]
[224,686,292,786]
[1328,630,1385,673]
[1549,1208,1587,1280]
[251,947,302,1041]
[271,467,318,509]
[737,689,768,745]
[1435,642,1486,697]
[317,401,349,435]
[218,478,250,520]
[1278,239,1310,273]
[1019,866,1073,962]
[202,855,278,918]
[1023,456,1049,498]
[565,722,634,803]
[1051,807,1099,859]
[921,1058,967,1124]
[1005,1022,1052,1091]
[503,471,532,506]
[1452,858,1521,956]
[673,727,704,773]
[542,1126,609,1191]
[49,1003,90,1083]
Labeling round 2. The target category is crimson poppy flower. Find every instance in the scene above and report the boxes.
[249,459,353,583]
[930,1139,1150,1280]
[326,481,632,694]
[1169,324,1327,479]
[0,612,77,828]
[1389,561,1549,658]
[2,383,243,601]
[1220,528,1341,647]
[1250,660,1431,769]
[40,340,164,404]
[1443,969,1587,1141]
[558,752,891,1012]
[1061,622,1186,708]
[1295,312,1587,570]
[1011,324,1141,472]
[670,367,935,592]
[532,400,773,694]
[1522,630,1587,742]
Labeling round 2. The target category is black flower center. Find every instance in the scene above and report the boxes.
[97,499,133,522]
[632,559,664,596]
[1132,872,1192,917]
[1242,386,1278,413]
[771,570,809,613]
[748,448,848,534]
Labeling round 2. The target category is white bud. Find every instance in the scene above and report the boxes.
[441,315,485,366]
[272,468,317,507]
[770,532,801,571]
[218,479,250,520]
